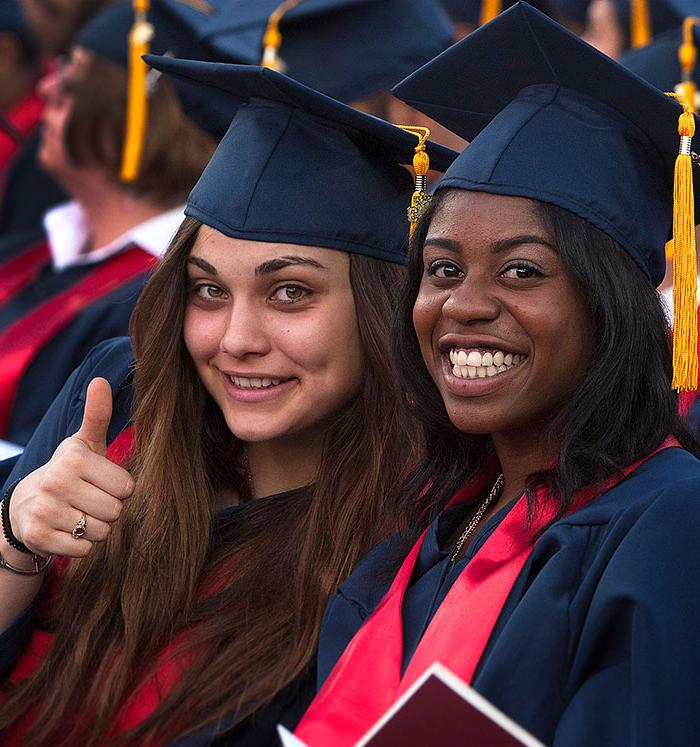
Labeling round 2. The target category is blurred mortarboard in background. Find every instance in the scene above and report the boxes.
[170,0,455,104]
[145,56,459,264]
[548,0,590,24]
[609,0,695,48]
[440,0,556,26]
[76,0,242,141]
[621,17,700,109]
[393,2,700,388]
[0,0,26,33]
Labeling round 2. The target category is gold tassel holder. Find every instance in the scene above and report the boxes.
[121,0,154,183]
[397,126,431,242]
[677,17,700,113]
[630,0,652,49]
[666,92,698,391]
[479,0,503,27]
[260,0,303,73]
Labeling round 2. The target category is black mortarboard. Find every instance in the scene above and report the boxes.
[145,56,458,264]
[393,2,700,387]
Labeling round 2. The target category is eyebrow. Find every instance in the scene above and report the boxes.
[255,256,327,276]
[423,235,555,254]
[187,256,218,275]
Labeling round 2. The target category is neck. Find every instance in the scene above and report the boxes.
[244,435,323,499]
[490,427,551,508]
[69,178,168,254]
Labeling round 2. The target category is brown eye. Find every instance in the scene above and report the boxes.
[427,260,463,278]
[500,263,543,279]
[271,285,309,303]
[194,284,226,300]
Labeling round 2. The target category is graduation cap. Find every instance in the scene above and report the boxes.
[610,0,691,48]
[392,2,700,389]
[76,0,241,182]
[440,0,555,27]
[143,55,458,264]
[548,0,591,24]
[167,0,455,104]
[0,1,25,33]
[621,19,700,110]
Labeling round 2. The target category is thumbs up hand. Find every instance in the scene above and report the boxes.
[6,378,135,558]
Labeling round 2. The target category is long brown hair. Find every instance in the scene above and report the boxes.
[0,217,419,745]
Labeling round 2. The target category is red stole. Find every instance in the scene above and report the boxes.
[295,438,681,746]
[0,240,50,306]
[0,88,43,175]
[0,246,156,437]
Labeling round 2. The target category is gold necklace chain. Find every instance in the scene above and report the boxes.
[449,474,505,565]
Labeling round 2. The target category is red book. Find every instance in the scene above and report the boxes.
[280,663,545,747]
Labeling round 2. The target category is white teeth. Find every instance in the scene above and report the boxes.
[230,375,285,389]
[448,346,527,382]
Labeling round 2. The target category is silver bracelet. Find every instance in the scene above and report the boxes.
[0,550,52,576]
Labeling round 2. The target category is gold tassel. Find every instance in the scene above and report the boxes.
[120,0,154,183]
[260,0,303,73]
[666,92,698,391]
[397,126,431,242]
[677,17,700,113]
[630,0,652,48]
[479,0,503,27]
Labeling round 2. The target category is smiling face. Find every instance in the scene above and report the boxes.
[183,226,365,445]
[412,190,591,439]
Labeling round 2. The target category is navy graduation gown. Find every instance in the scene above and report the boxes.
[0,337,316,744]
[0,233,154,445]
[0,132,66,239]
[318,447,700,746]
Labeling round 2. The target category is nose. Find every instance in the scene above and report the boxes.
[441,273,500,326]
[219,300,272,359]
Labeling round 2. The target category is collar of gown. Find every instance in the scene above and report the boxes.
[44,200,185,272]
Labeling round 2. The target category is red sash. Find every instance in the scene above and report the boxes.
[295,437,681,746]
[0,241,50,306]
[0,88,43,174]
[0,247,156,437]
